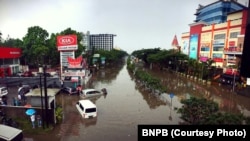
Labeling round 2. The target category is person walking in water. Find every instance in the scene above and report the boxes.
[30,114,36,128]
[37,115,42,127]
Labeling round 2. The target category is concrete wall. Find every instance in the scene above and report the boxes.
[0,77,61,88]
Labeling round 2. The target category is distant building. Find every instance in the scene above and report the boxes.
[171,35,180,51]
[83,31,116,51]
[0,47,21,77]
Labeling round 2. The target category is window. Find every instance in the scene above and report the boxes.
[213,46,224,51]
[201,47,210,51]
[79,103,84,111]
[214,34,226,40]
[230,32,239,38]
[86,108,96,113]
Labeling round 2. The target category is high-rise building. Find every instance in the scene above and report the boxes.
[194,0,246,24]
[87,33,116,51]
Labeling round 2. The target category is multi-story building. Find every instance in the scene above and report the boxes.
[181,0,248,68]
[194,0,246,24]
[83,32,116,52]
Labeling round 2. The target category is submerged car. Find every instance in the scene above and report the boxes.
[18,85,32,95]
[60,86,78,95]
[80,88,107,99]
[76,99,97,119]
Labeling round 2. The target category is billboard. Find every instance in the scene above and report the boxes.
[0,47,21,58]
[189,34,198,59]
[181,39,189,55]
[57,34,78,51]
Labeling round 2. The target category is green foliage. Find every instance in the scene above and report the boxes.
[177,97,219,124]
[126,56,135,71]
[95,49,128,65]
[202,112,245,125]
[22,26,49,66]
[132,48,161,64]
[0,38,23,47]
[177,97,249,125]
[134,69,166,93]
[55,106,63,123]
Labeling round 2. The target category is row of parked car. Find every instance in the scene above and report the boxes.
[14,71,55,77]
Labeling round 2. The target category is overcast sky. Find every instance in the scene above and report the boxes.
[0,0,248,53]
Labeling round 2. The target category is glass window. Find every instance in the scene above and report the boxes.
[230,32,240,38]
[86,108,96,113]
[212,53,223,58]
[214,34,226,40]
[213,46,224,51]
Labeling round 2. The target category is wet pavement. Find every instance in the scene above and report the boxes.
[3,61,250,141]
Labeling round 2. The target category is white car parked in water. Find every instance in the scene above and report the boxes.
[80,88,107,99]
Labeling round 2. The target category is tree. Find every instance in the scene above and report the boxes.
[0,31,2,44]
[22,26,49,66]
[47,33,60,67]
[1,38,23,48]
[177,97,248,125]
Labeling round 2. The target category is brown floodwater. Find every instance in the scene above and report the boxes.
[24,62,250,141]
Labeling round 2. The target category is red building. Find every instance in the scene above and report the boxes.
[0,47,22,77]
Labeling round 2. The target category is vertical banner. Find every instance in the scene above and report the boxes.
[189,34,198,59]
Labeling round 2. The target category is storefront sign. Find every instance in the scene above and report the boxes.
[57,35,78,51]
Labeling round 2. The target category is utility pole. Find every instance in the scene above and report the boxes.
[43,56,49,128]
[39,69,45,129]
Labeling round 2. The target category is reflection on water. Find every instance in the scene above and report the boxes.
[146,69,250,117]
[51,62,250,141]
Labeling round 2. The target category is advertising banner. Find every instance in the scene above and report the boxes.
[57,34,78,51]
[189,34,198,59]
[67,56,83,68]
[0,47,21,58]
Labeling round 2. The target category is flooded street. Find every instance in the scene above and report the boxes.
[55,62,182,141]
[25,60,250,141]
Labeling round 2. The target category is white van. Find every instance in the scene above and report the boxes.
[76,100,97,119]
[0,124,24,141]
[0,86,8,97]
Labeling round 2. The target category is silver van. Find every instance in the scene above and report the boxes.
[76,100,97,119]
[0,124,24,141]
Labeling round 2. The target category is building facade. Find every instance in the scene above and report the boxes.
[194,0,246,24]
[86,33,116,51]
[0,47,21,77]
[181,0,248,68]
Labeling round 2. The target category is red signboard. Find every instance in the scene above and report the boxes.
[57,35,78,51]
[199,56,208,62]
[213,58,223,62]
[67,55,83,68]
[229,41,235,47]
[0,47,21,58]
